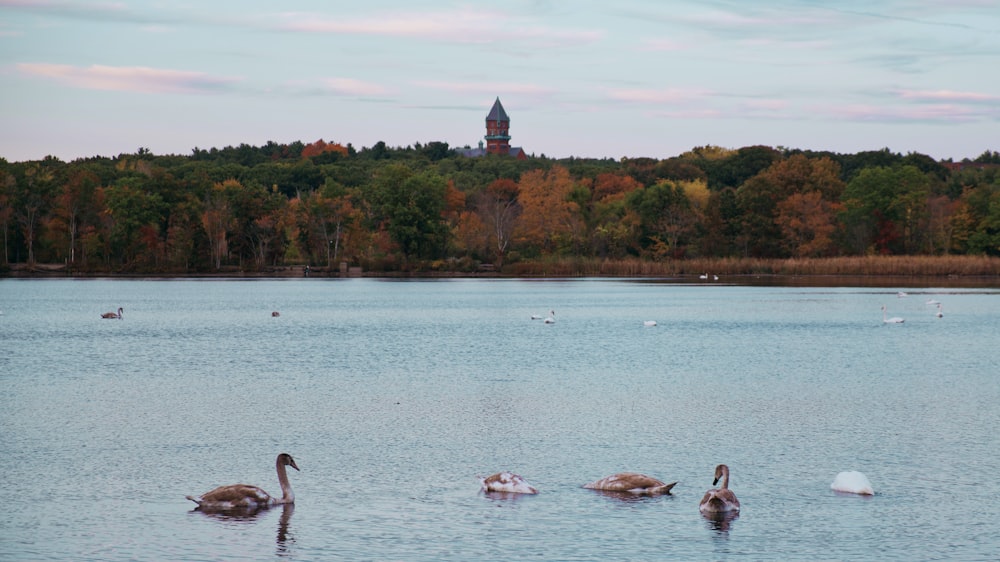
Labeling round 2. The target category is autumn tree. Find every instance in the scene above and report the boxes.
[476,178,521,267]
[514,165,581,255]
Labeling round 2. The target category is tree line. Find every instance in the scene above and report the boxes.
[1,140,999,274]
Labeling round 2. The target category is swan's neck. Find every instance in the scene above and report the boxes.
[719,467,730,489]
[276,460,294,504]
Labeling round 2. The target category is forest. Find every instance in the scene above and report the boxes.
[2,139,999,276]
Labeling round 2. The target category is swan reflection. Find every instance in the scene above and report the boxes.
[703,510,739,532]
[189,503,295,556]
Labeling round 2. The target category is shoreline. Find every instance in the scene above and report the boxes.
[4,262,999,289]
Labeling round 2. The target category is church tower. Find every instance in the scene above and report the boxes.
[484,97,511,155]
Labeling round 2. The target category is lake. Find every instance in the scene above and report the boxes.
[1,278,998,561]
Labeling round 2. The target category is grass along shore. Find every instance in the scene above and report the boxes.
[5,255,1000,287]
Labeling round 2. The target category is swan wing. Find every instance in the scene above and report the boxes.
[699,488,740,513]
[188,484,273,509]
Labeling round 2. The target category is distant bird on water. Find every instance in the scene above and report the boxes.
[272,311,280,317]
[881,305,904,324]
[101,307,123,319]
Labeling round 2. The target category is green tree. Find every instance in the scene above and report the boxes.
[371,165,450,261]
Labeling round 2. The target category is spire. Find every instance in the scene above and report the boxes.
[486,97,509,123]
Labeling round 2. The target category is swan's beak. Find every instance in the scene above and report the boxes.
[289,459,300,471]
[712,477,721,486]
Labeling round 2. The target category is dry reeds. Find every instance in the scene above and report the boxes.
[502,255,1000,279]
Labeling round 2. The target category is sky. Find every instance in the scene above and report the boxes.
[1,0,998,163]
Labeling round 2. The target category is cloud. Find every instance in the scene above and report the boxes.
[895,89,1000,103]
[271,8,602,47]
[607,87,711,104]
[325,78,391,97]
[416,80,557,96]
[15,63,240,94]
[825,103,995,123]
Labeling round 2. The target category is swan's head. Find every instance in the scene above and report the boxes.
[712,464,729,485]
[278,453,299,471]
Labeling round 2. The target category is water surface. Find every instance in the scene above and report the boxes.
[1,279,997,560]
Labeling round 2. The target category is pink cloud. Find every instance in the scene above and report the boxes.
[895,89,1000,102]
[325,78,390,97]
[16,63,240,94]
[272,8,601,46]
[416,80,556,96]
[608,88,711,104]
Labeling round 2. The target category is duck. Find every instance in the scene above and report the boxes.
[101,307,123,319]
[881,305,904,324]
[699,464,740,514]
[583,472,676,495]
[479,471,538,494]
[831,471,874,495]
[187,453,299,510]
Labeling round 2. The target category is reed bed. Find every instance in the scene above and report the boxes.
[502,255,1000,279]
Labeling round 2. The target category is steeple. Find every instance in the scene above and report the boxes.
[484,97,511,155]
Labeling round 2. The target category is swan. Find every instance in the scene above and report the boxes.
[699,464,740,514]
[831,471,874,495]
[713,274,719,281]
[643,320,657,327]
[699,273,708,280]
[479,471,538,494]
[936,304,943,318]
[881,305,904,324]
[271,311,280,317]
[187,453,299,510]
[583,472,676,495]
[897,291,908,298]
[926,299,940,305]
[544,310,556,324]
[101,307,123,319]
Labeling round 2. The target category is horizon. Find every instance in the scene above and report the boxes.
[2,1,998,163]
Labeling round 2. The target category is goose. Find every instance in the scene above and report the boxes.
[544,310,556,324]
[479,471,538,494]
[584,472,676,495]
[271,311,280,317]
[831,471,874,495]
[643,320,657,327]
[101,307,123,319]
[881,305,904,324]
[699,464,740,514]
[187,453,299,510]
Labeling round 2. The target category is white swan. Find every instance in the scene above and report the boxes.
[583,472,676,495]
[699,273,708,280]
[101,307,123,319]
[926,299,940,305]
[187,453,299,510]
[544,310,556,324]
[479,471,538,494]
[699,464,740,514]
[897,291,908,298]
[643,320,657,327]
[881,305,904,324]
[935,304,943,318]
[831,471,874,495]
